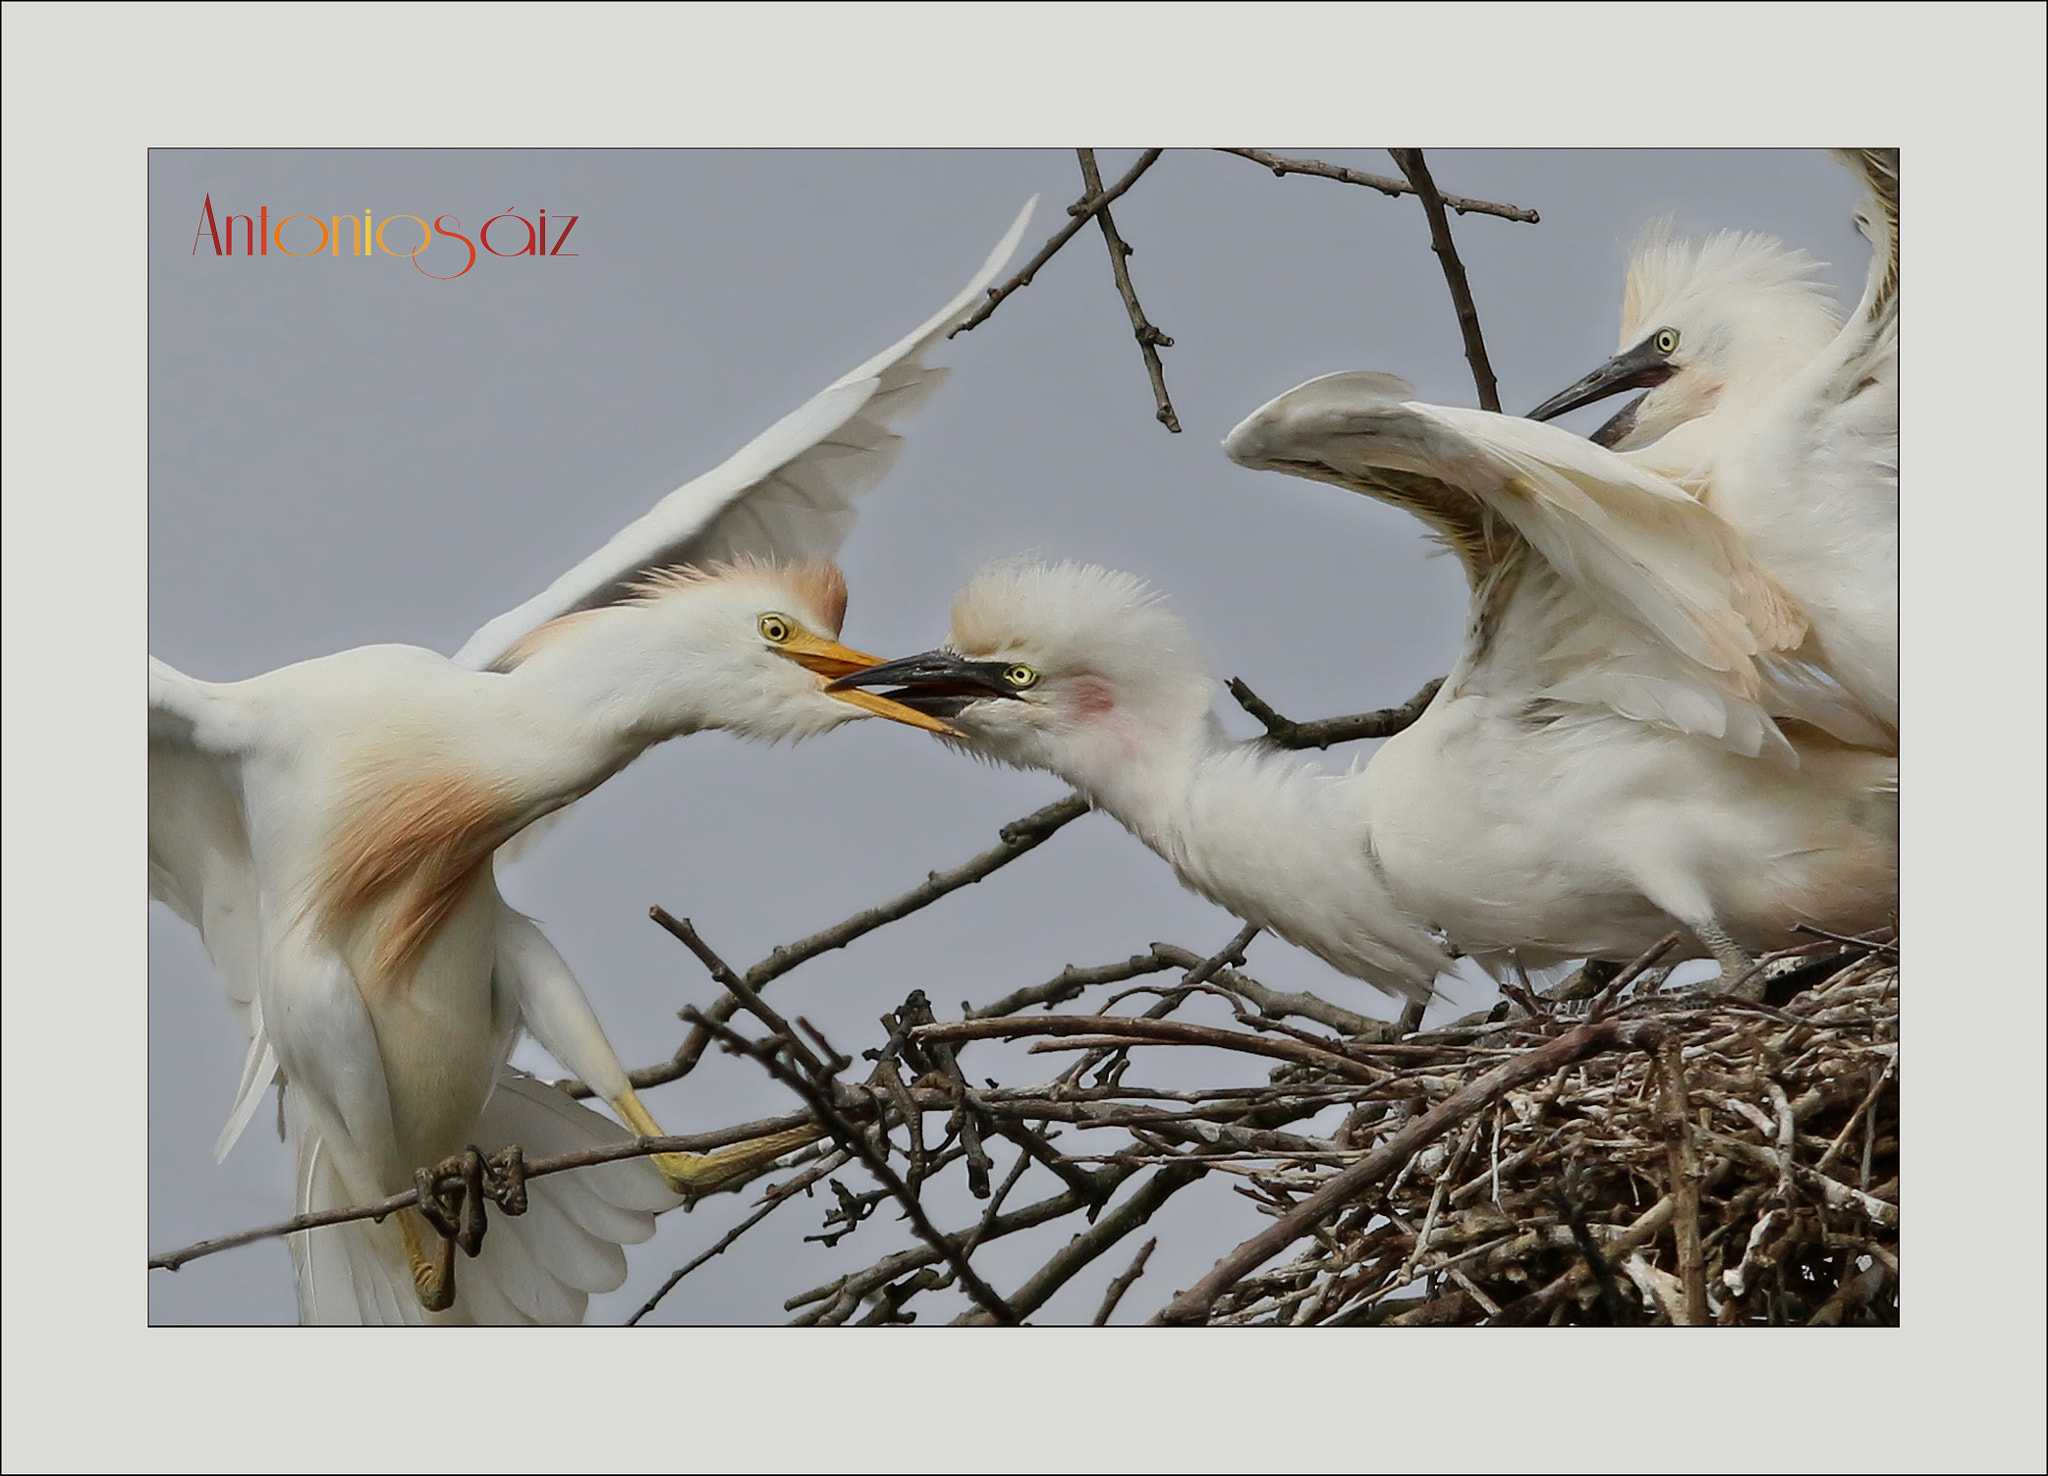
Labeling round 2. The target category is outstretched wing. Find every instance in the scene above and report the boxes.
[1833,147,1898,330]
[150,657,280,1155]
[1225,374,1820,756]
[452,198,1037,672]
[1709,151,1898,740]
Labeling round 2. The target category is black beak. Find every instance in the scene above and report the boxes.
[1525,335,1678,430]
[826,648,1021,719]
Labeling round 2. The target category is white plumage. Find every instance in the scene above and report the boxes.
[1527,149,1898,743]
[1222,373,1897,977]
[148,198,1033,1323]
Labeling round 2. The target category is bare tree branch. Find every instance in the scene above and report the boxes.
[567,792,1090,1096]
[953,1160,1207,1325]
[625,1147,851,1325]
[1228,675,1444,750]
[1389,148,1501,412]
[918,1014,1383,1083]
[685,1008,1021,1325]
[1076,149,1180,432]
[952,150,1164,336]
[1092,1236,1158,1325]
[1215,148,1540,224]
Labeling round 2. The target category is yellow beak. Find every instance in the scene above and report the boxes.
[781,632,961,736]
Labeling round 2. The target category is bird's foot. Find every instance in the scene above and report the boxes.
[651,1127,826,1197]
[612,1089,824,1197]
[1694,922,1760,1000]
[397,1208,458,1313]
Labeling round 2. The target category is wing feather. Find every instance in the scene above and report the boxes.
[1225,375,1812,755]
[151,657,285,1148]
[453,198,1036,671]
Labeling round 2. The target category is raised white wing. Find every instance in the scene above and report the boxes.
[1224,373,1840,757]
[150,657,280,1155]
[1705,151,1898,739]
[453,197,1037,672]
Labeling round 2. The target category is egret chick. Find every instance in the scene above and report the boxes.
[833,561,1457,1004]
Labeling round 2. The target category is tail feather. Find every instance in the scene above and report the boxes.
[285,1068,678,1324]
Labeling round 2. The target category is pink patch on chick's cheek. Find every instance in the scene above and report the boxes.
[1067,672,1116,722]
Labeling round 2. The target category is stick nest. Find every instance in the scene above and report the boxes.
[1209,942,1899,1326]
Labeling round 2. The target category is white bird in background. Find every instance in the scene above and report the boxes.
[1526,149,1899,744]
[149,198,1035,1323]
[1218,374,1897,978]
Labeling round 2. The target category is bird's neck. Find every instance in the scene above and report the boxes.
[1060,710,1445,1000]
[497,603,736,764]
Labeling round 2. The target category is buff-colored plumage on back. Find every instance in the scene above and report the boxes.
[311,758,519,991]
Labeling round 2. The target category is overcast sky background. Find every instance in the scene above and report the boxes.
[140,146,1895,1326]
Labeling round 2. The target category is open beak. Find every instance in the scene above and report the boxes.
[777,633,963,735]
[826,648,1022,722]
[1525,336,1677,445]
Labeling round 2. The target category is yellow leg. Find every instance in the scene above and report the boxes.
[396,1208,457,1313]
[612,1090,825,1196]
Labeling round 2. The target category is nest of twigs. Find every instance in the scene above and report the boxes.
[1199,938,1900,1326]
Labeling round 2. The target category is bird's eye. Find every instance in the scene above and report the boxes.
[758,614,793,644]
[1654,327,1681,355]
[1004,664,1041,690]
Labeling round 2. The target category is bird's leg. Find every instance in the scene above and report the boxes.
[396,1207,457,1313]
[610,1089,825,1197]
[1693,922,1760,999]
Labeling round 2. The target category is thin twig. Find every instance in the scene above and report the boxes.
[1227,675,1443,750]
[149,1117,816,1272]
[1389,149,1501,412]
[1146,944,1388,1039]
[1214,149,1540,223]
[952,150,1164,335]
[1654,1036,1709,1326]
[575,793,1089,1095]
[624,1147,850,1325]
[1093,1237,1158,1325]
[686,1009,1020,1325]
[920,1014,1380,1083]
[953,1160,1207,1325]
[1077,149,1179,432]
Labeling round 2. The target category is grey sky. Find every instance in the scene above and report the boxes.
[144,147,1890,1326]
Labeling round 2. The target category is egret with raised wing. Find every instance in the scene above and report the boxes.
[149,197,1034,1323]
[1526,149,1898,742]
[1219,371,1897,978]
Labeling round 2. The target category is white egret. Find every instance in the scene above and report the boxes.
[1220,372,1897,975]
[149,198,1034,1323]
[1526,149,1899,742]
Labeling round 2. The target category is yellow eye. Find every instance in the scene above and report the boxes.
[1654,327,1680,355]
[758,613,793,644]
[1004,664,1040,690]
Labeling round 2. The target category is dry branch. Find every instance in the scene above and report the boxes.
[569,792,1089,1095]
[1389,148,1501,412]
[1215,148,1540,223]
[952,150,1164,335]
[1076,149,1180,432]
[1228,675,1444,750]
